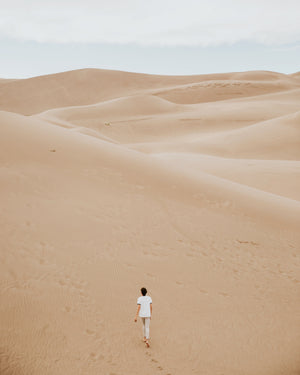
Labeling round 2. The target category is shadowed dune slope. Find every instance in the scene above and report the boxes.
[40,94,184,122]
[154,78,299,104]
[129,110,300,160]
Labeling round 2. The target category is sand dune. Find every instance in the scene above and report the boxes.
[232,70,294,81]
[289,71,300,79]
[128,110,300,160]
[1,110,299,226]
[0,69,234,116]
[151,154,300,201]
[154,78,299,104]
[1,68,299,116]
[0,69,299,375]
[39,94,184,123]
[37,85,300,146]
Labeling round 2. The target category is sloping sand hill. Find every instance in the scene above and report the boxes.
[0,69,299,375]
[0,69,234,116]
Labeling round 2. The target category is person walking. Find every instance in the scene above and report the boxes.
[134,287,152,347]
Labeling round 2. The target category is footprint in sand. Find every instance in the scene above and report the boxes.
[89,352,97,361]
[147,352,171,374]
[218,292,229,297]
[199,289,208,295]
[237,240,259,246]
[85,329,96,336]
[64,306,71,313]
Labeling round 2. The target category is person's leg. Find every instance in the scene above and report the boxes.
[144,318,150,339]
[145,318,150,347]
[141,318,146,341]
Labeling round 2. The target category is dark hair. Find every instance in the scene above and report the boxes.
[141,287,147,296]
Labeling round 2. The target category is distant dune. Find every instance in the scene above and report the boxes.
[0,69,233,115]
[0,69,299,375]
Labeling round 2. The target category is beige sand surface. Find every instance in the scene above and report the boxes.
[0,69,299,375]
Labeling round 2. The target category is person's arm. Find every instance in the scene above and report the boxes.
[134,305,141,322]
[150,303,152,318]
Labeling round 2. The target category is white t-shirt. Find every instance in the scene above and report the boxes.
[137,295,152,317]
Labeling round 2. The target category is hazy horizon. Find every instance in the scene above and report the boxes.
[1,0,299,79]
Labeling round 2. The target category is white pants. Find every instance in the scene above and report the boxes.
[141,317,150,339]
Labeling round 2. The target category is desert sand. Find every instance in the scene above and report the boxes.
[0,68,299,375]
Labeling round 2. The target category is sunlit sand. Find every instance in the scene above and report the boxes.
[0,69,299,375]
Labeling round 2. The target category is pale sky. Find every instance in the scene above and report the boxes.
[0,0,299,78]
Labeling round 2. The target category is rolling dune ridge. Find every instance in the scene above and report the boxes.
[0,69,299,375]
